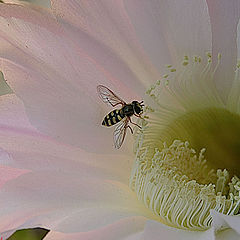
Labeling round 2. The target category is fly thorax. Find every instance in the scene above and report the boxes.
[123,104,134,117]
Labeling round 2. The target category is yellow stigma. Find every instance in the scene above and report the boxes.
[130,54,240,230]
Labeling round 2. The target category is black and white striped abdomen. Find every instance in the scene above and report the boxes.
[102,109,125,127]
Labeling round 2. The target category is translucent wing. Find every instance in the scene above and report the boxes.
[113,118,129,149]
[97,85,126,107]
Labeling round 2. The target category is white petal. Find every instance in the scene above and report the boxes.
[0,148,28,187]
[124,0,211,70]
[207,0,240,100]
[0,4,143,152]
[0,171,155,233]
[211,210,240,235]
[143,220,215,240]
[1,229,16,240]
[0,127,134,184]
[0,94,35,130]
[44,217,145,240]
[51,0,160,87]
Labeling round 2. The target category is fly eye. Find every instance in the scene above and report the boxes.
[135,106,142,114]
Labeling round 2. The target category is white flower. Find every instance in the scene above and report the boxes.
[0,1,240,239]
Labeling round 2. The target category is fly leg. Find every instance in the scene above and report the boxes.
[134,113,144,119]
[127,125,133,134]
[129,117,142,129]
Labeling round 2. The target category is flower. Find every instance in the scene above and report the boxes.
[0,1,240,239]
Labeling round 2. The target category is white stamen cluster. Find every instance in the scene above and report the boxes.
[130,140,240,230]
[130,54,240,230]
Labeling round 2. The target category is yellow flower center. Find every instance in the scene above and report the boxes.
[150,107,240,177]
[130,54,240,230]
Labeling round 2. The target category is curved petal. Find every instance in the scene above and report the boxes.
[0,126,155,234]
[206,0,240,101]
[143,221,214,240]
[51,0,160,87]
[0,164,28,187]
[211,210,240,235]
[44,217,145,240]
[45,231,144,240]
[0,170,156,233]
[0,94,35,130]
[143,211,240,240]
[0,148,28,187]
[1,229,16,240]
[0,126,135,184]
[124,0,211,70]
[0,4,141,152]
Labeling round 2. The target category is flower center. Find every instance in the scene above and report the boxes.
[150,107,240,177]
[130,54,240,230]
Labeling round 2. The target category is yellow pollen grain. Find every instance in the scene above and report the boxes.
[237,60,240,69]
[163,74,169,78]
[156,80,161,85]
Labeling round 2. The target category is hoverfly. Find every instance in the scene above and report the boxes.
[97,85,144,149]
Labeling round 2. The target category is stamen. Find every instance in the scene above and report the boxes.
[132,54,240,230]
[130,140,240,230]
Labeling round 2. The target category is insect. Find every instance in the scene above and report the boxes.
[97,85,144,149]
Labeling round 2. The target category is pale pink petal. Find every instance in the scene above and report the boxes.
[0,4,142,152]
[0,94,35,130]
[0,149,29,239]
[0,170,156,233]
[143,220,214,240]
[49,22,148,98]
[1,229,16,240]
[0,148,28,187]
[206,0,240,100]
[124,0,211,70]
[0,127,134,183]
[51,0,160,87]
[238,20,240,58]
[0,164,28,187]
[0,127,155,233]
[123,231,144,240]
[45,217,145,240]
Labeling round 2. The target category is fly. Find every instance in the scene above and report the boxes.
[97,85,144,149]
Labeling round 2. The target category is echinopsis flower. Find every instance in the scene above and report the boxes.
[0,1,240,240]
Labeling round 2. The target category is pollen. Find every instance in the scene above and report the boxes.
[130,54,240,230]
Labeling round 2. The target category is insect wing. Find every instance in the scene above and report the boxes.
[113,118,128,149]
[97,85,126,107]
